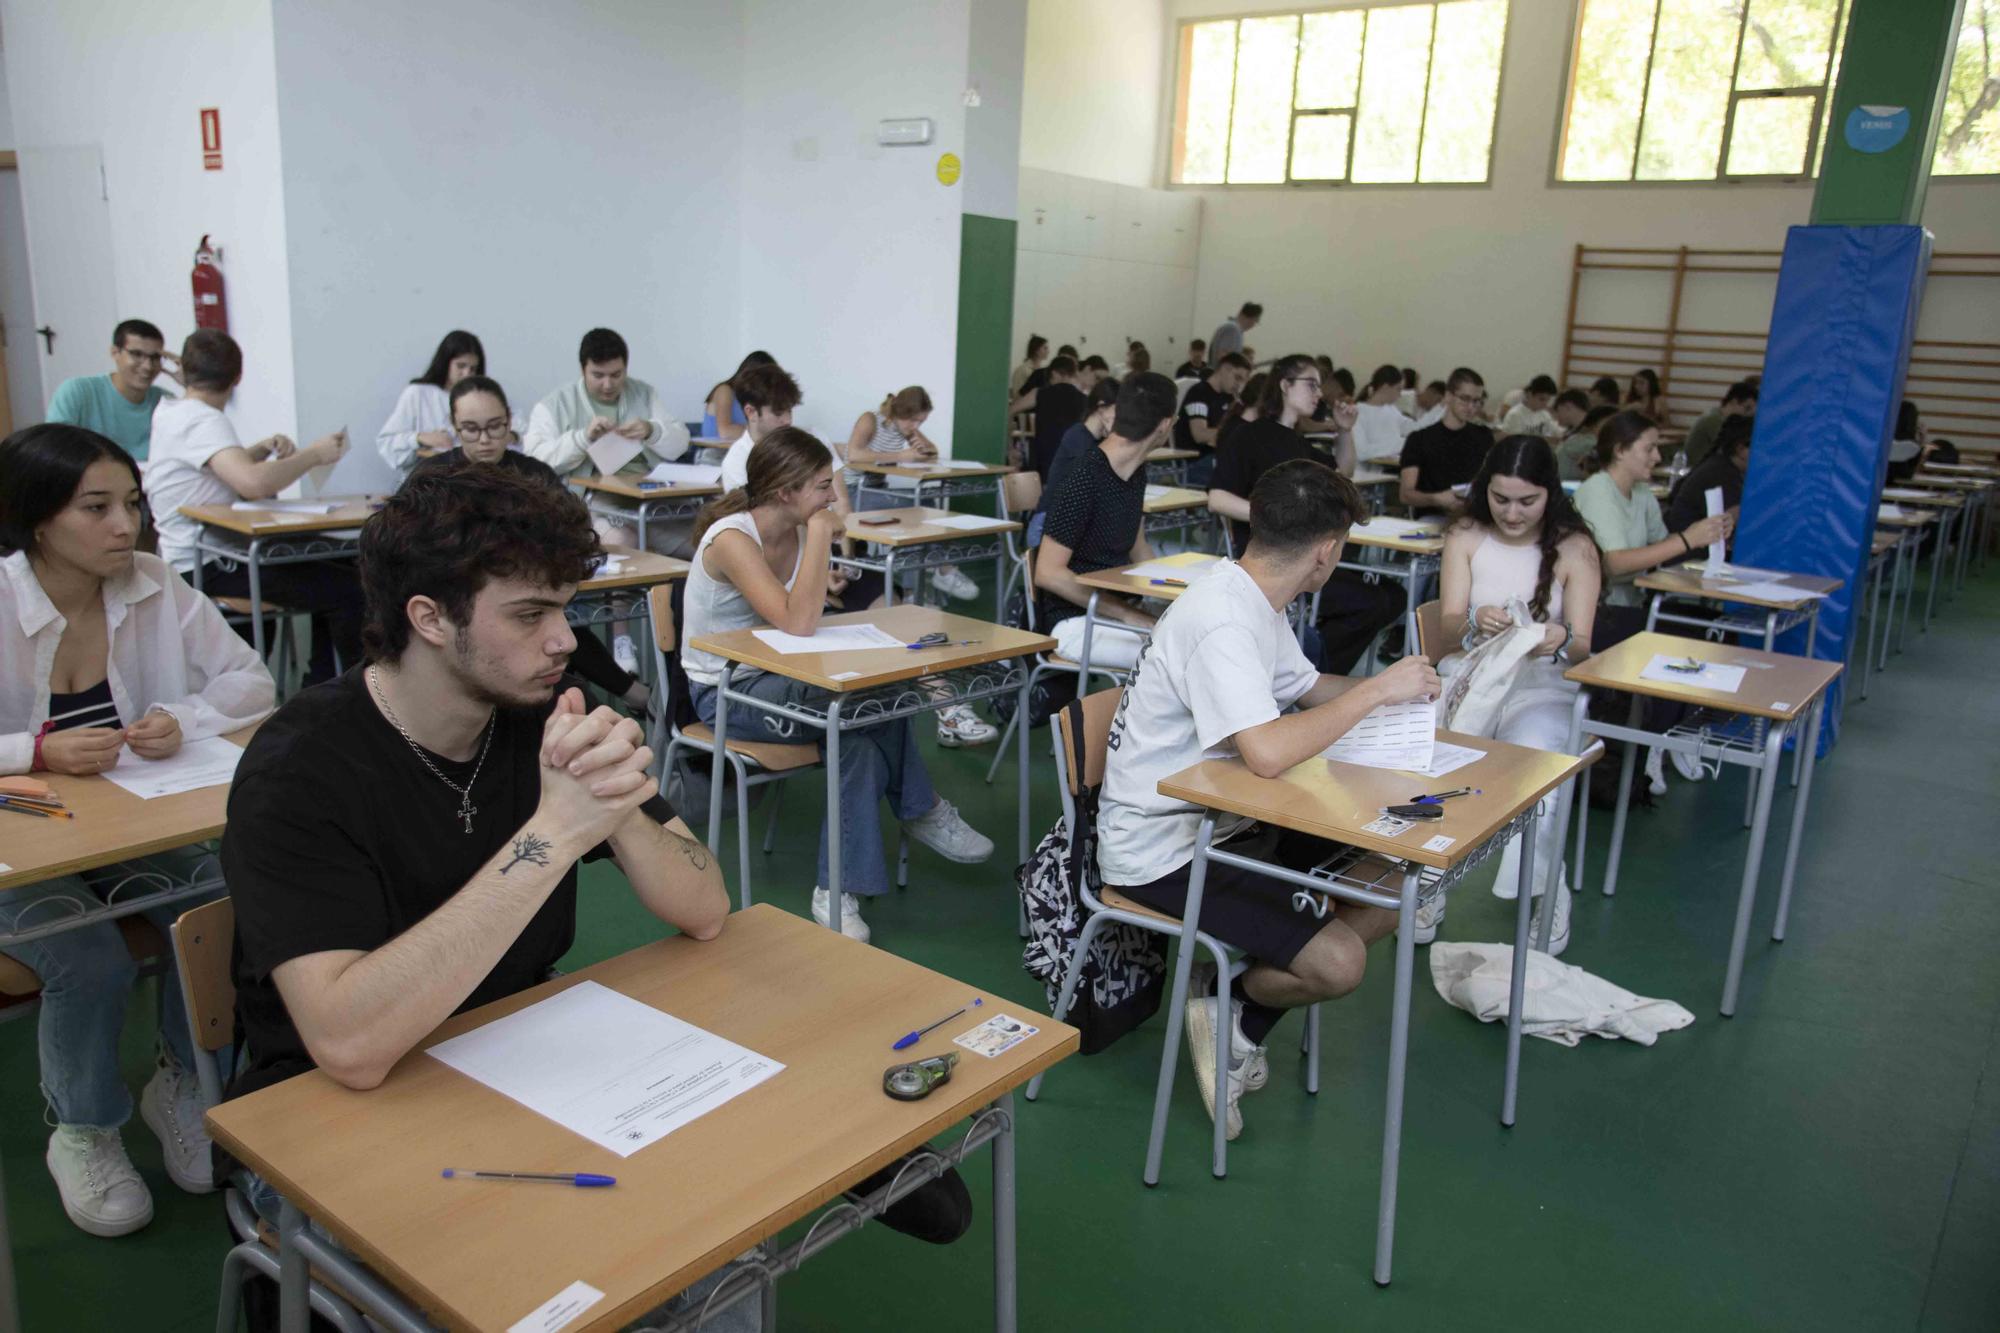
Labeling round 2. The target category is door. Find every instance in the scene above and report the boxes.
[0,152,40,434]
[16,145,119,402]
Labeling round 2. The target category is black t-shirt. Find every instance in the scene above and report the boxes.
[1399,420,1496,515]
[1664,453,1744,557]
[220,669,673,1101]
[1041,422,1101,511]
[1031,382,1089,481]
[1210,417,1324,550]
[1173,360,1206,379]
[1036,443,1144,628]
[1173,380,1233,457]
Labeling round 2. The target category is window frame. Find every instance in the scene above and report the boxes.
[1169,1,1513,192]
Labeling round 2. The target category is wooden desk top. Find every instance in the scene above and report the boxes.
[1921,463,1999,478]
[1872,531,1902,556]
[206,904,1078,1333]
[1905,473,1995,492]
[842,507,1019,546]
[0,727,258,892]
[575,549,690,595]
[1877,508,1939,529]
[688,605,1052,692]
[1635,565,1843,610]
[1563,631,1841,721]
[845,459,1013,480]
[1344,517,1446,555]
[1076,551,1220,600]
[1147,448,1198,462]
[573,475,724,502]
[178,498,383,537]
[1351,469,1399,487]
[1881,488,1965,509]
[1144,486,1209,514]
[1158,730,1587,872]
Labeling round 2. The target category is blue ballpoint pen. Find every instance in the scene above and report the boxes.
[443,1169,616,1187]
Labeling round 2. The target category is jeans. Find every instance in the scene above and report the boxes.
[0,851,213,1127]
[693,674,936,896]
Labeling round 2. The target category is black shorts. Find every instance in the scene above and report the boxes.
[1114,825,1343,971]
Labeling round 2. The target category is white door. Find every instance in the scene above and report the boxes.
[0,166,45,428]
[17,145,119,403]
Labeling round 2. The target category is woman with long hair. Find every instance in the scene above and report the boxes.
[1425,434,1604,952]
[703,351,777,443]
[376,330,491,473]
[1624,368,1667,425]
[1010,335,1050,398]
[681,428,993,942]
[1574,410,1731,607]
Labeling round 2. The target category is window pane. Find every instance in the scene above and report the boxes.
[1353,4,1436,183]
[1725,93,1816,174]
[1561,0,1658,181]
[1635,0,1741,180]
[1934,0,2000,176]
[1736,0,1841,91]
[1419,0,1508,182]
[1227,16,1299,184]
[1179,22,1238,184]
[1812,0,1848,176]
[1291,112,1353,179]
[1297,10,1364,109]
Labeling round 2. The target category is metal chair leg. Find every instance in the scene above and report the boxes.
[762,782,784,854]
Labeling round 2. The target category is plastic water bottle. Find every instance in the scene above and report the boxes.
[1669,448,1689,484]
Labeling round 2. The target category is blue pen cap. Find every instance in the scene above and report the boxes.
[575,1173,617,1187]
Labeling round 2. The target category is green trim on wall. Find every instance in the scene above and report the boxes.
[1811,0,1963,226]
[952,212,1018,464]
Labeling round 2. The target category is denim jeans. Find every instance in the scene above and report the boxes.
[0,851,213,1127]
[693,673,936,896]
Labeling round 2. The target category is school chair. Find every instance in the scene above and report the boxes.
[169,898,369,1333]
[212,595,303,696]
[0,917,169,1031]
[1024,688,1326,1182]
[996,470,1042,623]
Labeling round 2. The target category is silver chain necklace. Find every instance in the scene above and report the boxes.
[366,666,495,833]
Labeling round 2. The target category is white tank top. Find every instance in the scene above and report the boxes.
[680,512,802,686]
[1468,531,1562,620]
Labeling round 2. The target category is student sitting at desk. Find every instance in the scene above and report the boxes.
[1399,367,1496,516]
[1665,413,1752,546]
[1,423,275,1237]
[839,385,983,607]
[1032,373,1179,670]
[704,350,776,443]
[1574,411,1732,609]
[1425,435,1602,952]
[45,318,178,463]
[1013,355,1086,482]
[1171,352,1250,487]
[1038,376,1120,519]
[1099,461,1439,1140]
[375,329,498,474]
[681,428,993,942]
[147,329,361,686]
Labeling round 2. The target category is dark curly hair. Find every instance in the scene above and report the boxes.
[1459,434,1602,621]
[359,460,601,662]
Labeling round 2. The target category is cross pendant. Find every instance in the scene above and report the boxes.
[459,797,476,834]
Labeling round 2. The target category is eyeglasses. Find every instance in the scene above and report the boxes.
[122,350,163,365]
[1451,391,1487,407]
[455,419,511,440]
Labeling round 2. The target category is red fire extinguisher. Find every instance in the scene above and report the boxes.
[191,235,228,333]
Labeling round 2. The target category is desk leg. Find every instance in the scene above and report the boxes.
[1144,817,1214,1187]
[708,666,733,854]
[247,539,268,665]
[1374,866,1421,1286]
[825,699,845,934]
[1860,559,1880,700]
[1896,539,1914,655]
[1924,522,1944,629]
[1078,591,1100,686]
[1401,566,1419,657]
[992,1092,1018,1333]
[1564,693,1590,894]
[1503,811,1538,1128]
[278,1200,308,1333]
[0,1147,19,1333]
[882,549,899,608]
[1016,674,1031,939]
[1772,697,1825,943]
[1601,695,1643,897]
[1722,723,1786,1018]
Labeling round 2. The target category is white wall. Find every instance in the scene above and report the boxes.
[1012,167,1201,368]
[1155,0,2000,417]
[271,0,744,495]
[1,0,297,438]
[737,0,973,447]
[965,0,1028,224]
[1020,0,1165,190]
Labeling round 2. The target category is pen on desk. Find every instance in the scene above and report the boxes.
[0,795,72,819]
[1408,787,1479,805]
[892,996,982,1050]
[442,1169,616,1187]
[1149,578,1188,587]
[0,800,53,819]
[905,639,983,650]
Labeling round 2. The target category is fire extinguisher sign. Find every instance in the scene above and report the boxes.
[201,108,222,171]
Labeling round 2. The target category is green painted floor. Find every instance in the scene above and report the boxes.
[4,565,1996,1331]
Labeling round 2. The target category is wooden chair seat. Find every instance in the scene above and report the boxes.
[0,915,167,997]
[679,723,820,772]
[1098,887,1184,928]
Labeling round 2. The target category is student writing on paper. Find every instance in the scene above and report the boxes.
[1352,363,1418,466]
[681,429,993,943]
[703,349,775,443]
[0,423,275,1239]
[374,329,516,474]
[837,386,983,606]
[1098,461,1439,1142]
[1431,435,1603,953]
[146,329,362,685]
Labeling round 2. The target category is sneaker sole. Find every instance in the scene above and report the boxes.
[46,1151,154,1238]
[140,1090,216,1195]
[1183,1002,1243,1140]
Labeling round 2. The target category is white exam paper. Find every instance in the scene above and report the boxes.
[1703,486,1727,570]
[1637,654,1746,693]
[102,736,244,799]
[751,624,907,654]
[586,432,644,479]
[1121,556,1219,581]
[1882,487,1929,500]
[1879,503,1907,520]
[1412,741,1485,779]
[919,512,1007,531]
[1144,484,1173,499]
[1354,516,1442,540]
[1715,579,1829,603]
[428,981,783,1158]
[1323,699,1436,772]
[230,499,340,515]
[911,457,989,470]
[645,461,724,486]
[508,1281,605,1333]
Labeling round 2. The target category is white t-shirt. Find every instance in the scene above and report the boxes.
[147,398,244,572]
[719,433,754,492]
[1352,402,1415,464]
[1499,403,1559,439]
[1097,561,1320,885]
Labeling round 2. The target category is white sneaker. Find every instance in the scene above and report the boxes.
[902,799,994,863]
[1413,892,1446,945]
[140,1061,215,1194]
[931,565,981,601]
[1534,883,1573,958]
[1184,997,1248,1141]
[810,887,871,943]
[1644,746,1668,796]
[613,634,640,675]
[935,704,998,748]
[1670,746,1707,782]
[46,1126,153,1237]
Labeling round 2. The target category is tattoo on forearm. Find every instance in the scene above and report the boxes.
[500,833,553,875]
[667,829,711,872]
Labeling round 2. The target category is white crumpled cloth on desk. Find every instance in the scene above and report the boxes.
[1429,943,1695,1047]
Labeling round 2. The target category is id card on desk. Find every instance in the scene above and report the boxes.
[954,1015,1039,1059]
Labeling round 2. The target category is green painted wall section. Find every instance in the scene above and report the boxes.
[1812,0,1966,225]
[952,212,1018,464]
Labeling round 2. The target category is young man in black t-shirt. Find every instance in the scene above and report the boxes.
[1173,338,1209,379]
[1012,355,1087,482]
[1172,352,1250,486]
[1398,366,1496,516]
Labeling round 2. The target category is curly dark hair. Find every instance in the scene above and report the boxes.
[359,460,601,662]
[1459,434,1603,621]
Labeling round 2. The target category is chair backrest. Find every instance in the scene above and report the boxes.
[171,897,236,1108]
[1414,599,1443,661]
[1002,470,1042,517]
[1055,687,1125,802]
[648,583,677,654]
